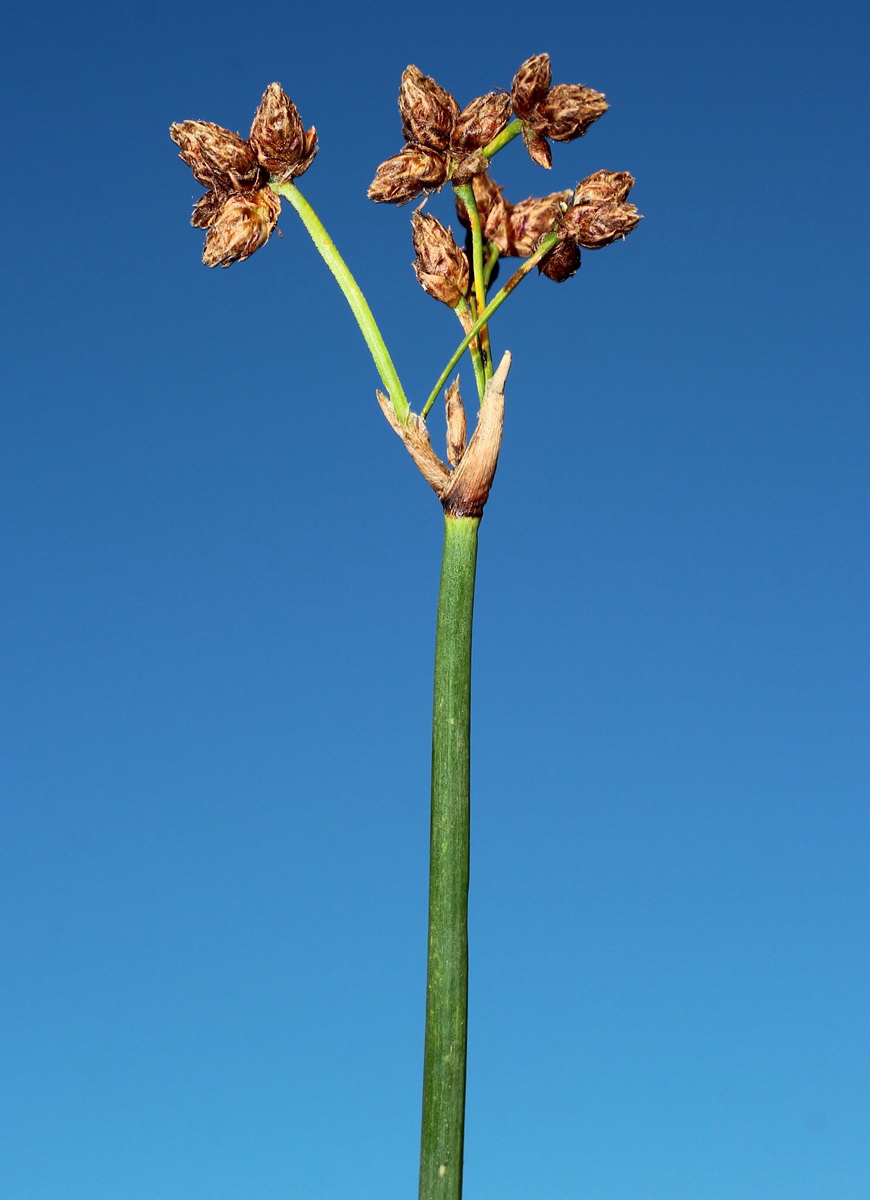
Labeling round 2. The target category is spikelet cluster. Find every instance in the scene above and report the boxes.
[170,84,317,267]
[368,67,511,205]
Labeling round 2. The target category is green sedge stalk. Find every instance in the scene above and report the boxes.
[454,297,486,402]
[453,183,492,381]
[419,513,479,1200]
[273,180,410,424]
[481,117,523,158]
[422,231,560,417]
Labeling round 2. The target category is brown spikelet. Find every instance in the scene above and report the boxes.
[535,84,608,141]
[539,239,581,282]
[368,145,447,204]
[191,187,228,229]
[508,192,568,256]
[170,120,261,191]
[399,66,459,151]
[249,83,318,179]
[560,170,641,248]
[411,212,469,308]
[511,54,551,118]
[202,188,281,268]
[451,92,512,153]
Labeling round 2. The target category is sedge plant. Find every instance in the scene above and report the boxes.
[170,53,640,1200]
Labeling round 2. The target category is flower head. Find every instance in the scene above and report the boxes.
[559,170,642,249]
[411,212,470,308]
[170,83,316,267]
[369,66,511,206]
[510,54,607,168]
[536,169,641,282]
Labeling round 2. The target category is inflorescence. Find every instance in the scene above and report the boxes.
[170,55,640,282]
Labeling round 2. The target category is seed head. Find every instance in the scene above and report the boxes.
[368,145,448,205]
[399,66,460,151]
[508,192,568,256]
[249,83,317,179]
[451,92,512,154]
[535,83,608,142]
[560,170,641,248]
[170,120,262,191]
[202,188,282,268]
[411,212,470,308]
[510,54,607,168]
[511,54,552,118]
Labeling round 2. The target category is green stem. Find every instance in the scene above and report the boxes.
[453,183,492,381]
[419,513,479,1200]
[454,298,486,402]
[481,117,523,158]
[422,232,559,417]
[273,180,410,423]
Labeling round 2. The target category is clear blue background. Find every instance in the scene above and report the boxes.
[2,0,868,1196]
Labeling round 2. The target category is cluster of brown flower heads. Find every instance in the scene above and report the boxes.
[369,55,640,291]
[170,57,639,282]
[170,84,316,267]
[368,54,609,205]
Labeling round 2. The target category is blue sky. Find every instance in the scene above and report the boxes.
[2,0,868,1197]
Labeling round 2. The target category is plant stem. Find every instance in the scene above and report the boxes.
[454,298,486,402]
[273,180,411,423]
[419,513,479,1200]
[453,183,492,380]
[481,117,523,158]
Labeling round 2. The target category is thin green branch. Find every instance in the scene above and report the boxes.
[273,180,410,424]
[422,232,560,417]
[453,183,492,381]
[481,117,523,158]
[454,298,486,402]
